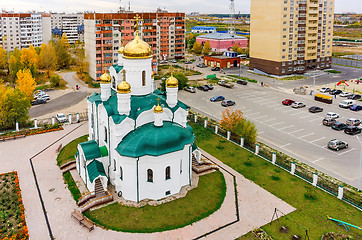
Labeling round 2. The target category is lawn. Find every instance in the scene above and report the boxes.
[83,171,226,233]
[57,134,88,166]
[190,123,362,240]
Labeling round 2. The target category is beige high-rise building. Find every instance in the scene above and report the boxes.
[249,0,335,75]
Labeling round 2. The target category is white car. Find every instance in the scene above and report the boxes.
[291,102,306,108]
[325,112,339,119]
[320,87,331,93]
[346,118,361,126]
[340,92,352,98]
[339,99,354,108]
[56,113,67,123]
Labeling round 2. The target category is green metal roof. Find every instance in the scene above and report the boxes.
[192,142,198,151]
[87,160,106,183]
[88,92,102,105]
[116,122,195,158]
[112,64,124,73]
[79,140,102,160]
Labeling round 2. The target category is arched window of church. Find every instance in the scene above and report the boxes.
[165,166,171,180]
[112,76,116,89]
[104,126,107,143]
[147,169,153,182]
[120,166,123,180]
[180,160,182,174]
[142,70,146,86]
[113,159,116,171]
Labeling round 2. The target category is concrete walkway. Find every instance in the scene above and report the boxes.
[0,122,295,240]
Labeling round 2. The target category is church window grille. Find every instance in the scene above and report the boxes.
[120,166,123,180]
[112,76,116,88]
[142,70,146,86]
[114,159,116,171]
[166,166,171,180]
[104,126,107,143]
[147,169,153,182]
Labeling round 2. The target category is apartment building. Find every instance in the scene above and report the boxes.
[51,13,84,44]
[0,13,49,51]
[249,0,335,75]
[84,11,185,80]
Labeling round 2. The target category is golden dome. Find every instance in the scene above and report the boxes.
[154,100,163,113]
[99,71,111,83]
[166,73,178,88]
[117,80,131,94]
[123,34,152,59]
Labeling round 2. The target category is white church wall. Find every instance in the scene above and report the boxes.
[173,108,188,128]
[115,155,138,201]
[87,100,94,141]
[113,117,135,144]
[135,108,173,128]
[98,105,110,148]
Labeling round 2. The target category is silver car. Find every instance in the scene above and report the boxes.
[327,139,348,151]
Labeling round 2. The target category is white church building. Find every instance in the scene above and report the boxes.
[76,16,200,203]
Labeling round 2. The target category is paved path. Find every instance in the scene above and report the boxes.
[0,122,294,240]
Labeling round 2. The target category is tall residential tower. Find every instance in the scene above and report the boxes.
[249,0,335,75]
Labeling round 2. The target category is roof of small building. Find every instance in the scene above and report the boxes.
[112,64,124,73]
[86,160,106,183]
[197,32,247,40]
[79,140,108,161]
[191,26,216,30]
[116,122,195,158]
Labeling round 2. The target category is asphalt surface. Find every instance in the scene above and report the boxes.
[178,78,362,189]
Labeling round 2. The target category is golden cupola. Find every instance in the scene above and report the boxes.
[99,71,111,84]
[123,15,152,59]
[153,101,163,113]
[117,70,131,94]
[118,39,125,54]
[166,73,178,88]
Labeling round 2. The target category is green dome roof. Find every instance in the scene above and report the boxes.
[116,122,195,158]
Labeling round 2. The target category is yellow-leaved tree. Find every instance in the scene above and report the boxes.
[16,68,36,99]
[39,43,57,76]
[202,40,211,55]
[0,47,8,72]
[21,45,38,77]
[193,41,203,54]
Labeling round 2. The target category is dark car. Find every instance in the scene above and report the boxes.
[184,86,196,93]
[282,99,295,105]
[331,122,348,131]
[210,96,225,102]
[327,139,348,151]
[221,100,235,107]
[205,84,213,90]
[197,63,207,68]
[308,106,323,113]
[197,85,209,91]
[322,118,336,126]
[211,67,220,71]
[329,89,343,95]
[31,98,46,105]
[236,80,248,85]
[344,126,361,135]
[347,94,361,100]
[350,105,362,111]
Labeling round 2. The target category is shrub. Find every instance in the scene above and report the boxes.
[50,75,61,87]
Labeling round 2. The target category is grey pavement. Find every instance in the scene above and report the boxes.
[0,122,294,240]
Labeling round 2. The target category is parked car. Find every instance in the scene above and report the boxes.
[346,118,361,126]
[339,99,354,108]
[282,99,295,106]
[320,87,331,93]
[210,96,225,102]
[331,122,348,131]
[236,80,248,85]
[325,112,339,119]
[170,59,177,63]
[350,104,362,111]
[35,92,50,101]
[218,80,234,88]
[308,106,323,113]
[323,118,336,126]
[56,113,67,123]
[221,100,235,107]
[211,67,220,71]
[205,84,214,90]
[347,94,361,100]
[184,86,195,93]
[291,102,306,108]
[340,92,352,97]
[329,89,343,95]
[197,63,207,68]
[344,126,361,135]
[197,85,209,91]
[327,139,348,151]
[185,61,192,64]
[31,98,46,105]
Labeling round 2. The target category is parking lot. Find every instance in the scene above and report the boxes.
[179,82,362,188]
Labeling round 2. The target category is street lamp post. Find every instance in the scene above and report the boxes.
[356,135,362,192]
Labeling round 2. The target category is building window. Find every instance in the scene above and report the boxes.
[165,166,171,180]
[142,70,146,86]
[114,159,116,171]
[120,166,123,180]
[147,169,153,182]
[104,126,108,143]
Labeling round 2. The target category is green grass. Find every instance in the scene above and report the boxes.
[278,75,307,81]
[63,172,82,203]
[83,171,226,233]
[326,70,342,74]
[228,75,258,83]
[57,135,88,166]
[190,123,362,240]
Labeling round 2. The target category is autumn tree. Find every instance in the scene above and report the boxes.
[160,72,188,91]
[39,43,57,76]
[0,47,8,73]
[193,41,203,54]
[220,108,244,132]
[74,49,89,79]
[16,68,36,99]
[202,40,211,55]
[55,34,72,69]
[20,45,39,77]
[235,119,257,146]
[9,48,22,82]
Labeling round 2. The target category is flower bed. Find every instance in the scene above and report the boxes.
[0,124,63,141]
[0,171,29,240]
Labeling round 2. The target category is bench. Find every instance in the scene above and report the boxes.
[56,144,62,153]
[71,209,83,223]
[80,218,94,232]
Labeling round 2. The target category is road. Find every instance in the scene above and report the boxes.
[179,81,362,188]
[29,71,93,118]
